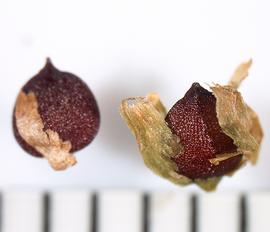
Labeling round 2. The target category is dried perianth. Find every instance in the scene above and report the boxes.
[120,60,263,191]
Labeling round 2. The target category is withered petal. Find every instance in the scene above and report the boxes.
[15,91,77,170]
[228,59,252,89]
[120,94,225,191]
[211,61,263,165]
[146,93,167,117]
[120,94,192,186]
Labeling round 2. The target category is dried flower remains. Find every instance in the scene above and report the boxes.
[120,60,263,191]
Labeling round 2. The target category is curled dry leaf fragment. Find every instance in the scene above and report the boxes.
[13,58,100,170]
[120,60,263,191]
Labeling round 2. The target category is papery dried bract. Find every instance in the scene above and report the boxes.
[228,59,252,89]
[120,94,191,186]
[15,91,76,170]
[212,60,263,165]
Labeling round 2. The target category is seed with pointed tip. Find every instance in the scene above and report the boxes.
[13,58,100,170]
[165,83,242,179]
[120,60,262,191]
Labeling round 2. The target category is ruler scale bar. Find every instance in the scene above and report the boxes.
[2,190,270,232]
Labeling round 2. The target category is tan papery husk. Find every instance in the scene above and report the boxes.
[15,91,77,170]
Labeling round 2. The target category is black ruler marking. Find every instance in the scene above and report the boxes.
[191,194,198,232]
[91,193,98,232]
[142,193,150,232]
[0,193,2,232]
[240,194,248,232]
[43,193,50,232]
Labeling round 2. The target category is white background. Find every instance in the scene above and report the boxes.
[0,0,269,192]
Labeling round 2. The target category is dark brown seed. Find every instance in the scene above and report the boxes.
[13,58,100,169]
[165,83,242,179]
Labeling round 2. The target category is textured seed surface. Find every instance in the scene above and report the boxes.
[165,83,242,179]
[13,59,100,157]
